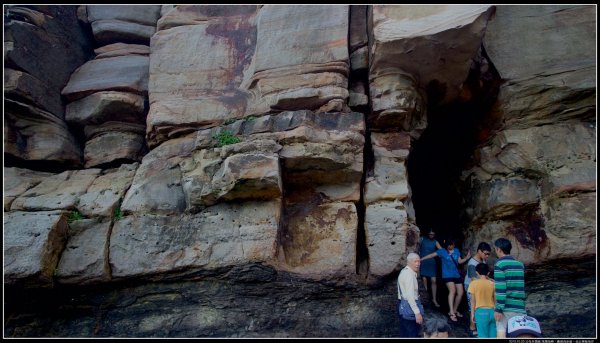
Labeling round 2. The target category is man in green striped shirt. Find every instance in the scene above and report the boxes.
[493,238,526,338]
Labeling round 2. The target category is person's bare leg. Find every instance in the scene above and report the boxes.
[496,313,507,338]
[446,282,457,321]
[422,276,429,292]
[431,277,440,307]
[454,283,464,316]
[497,324,506,338]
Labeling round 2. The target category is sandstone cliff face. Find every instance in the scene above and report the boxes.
[461,5,596,265]
[3,5,596,338]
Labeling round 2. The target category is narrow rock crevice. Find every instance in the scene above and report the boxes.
[348,5,372,277]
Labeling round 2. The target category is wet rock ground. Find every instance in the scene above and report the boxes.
[418,281,472,338]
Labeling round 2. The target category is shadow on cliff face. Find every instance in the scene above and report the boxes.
[5,258,593,338]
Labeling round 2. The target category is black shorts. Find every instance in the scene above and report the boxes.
[442,277,463,284]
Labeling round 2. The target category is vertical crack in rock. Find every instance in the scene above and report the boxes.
[349,5,371,277]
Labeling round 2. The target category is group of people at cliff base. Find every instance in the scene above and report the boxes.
[397,230,542,338]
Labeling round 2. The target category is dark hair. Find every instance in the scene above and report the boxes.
[442,238,456,249]
[494,238,512,254]
[475,262,489,276]
[477,242,491,252]
[423,315,451,336]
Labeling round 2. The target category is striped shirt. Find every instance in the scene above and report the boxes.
[494,256,526,314]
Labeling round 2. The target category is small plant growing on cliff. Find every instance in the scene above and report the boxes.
[114,206,123,221]
[68,210,83,224]
[213,130,241,147]
[245,115,257,122]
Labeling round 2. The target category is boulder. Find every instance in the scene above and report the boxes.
[83,122,147,168]
[65,91,146,126]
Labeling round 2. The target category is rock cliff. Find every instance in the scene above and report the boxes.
[4,5,596,338]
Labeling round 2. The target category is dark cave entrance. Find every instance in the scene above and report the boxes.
[406,47,501,247]
[406,47,501,316]
[407,102,479,245]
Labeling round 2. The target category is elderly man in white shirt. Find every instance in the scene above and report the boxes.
[397,252,424,337]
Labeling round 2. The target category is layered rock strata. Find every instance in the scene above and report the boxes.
[2,4,596,339]
[62,5,160,168]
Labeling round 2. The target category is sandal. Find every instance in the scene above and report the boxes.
[456,312,464,318]
[448,313,458,322]
[433,302,441,308]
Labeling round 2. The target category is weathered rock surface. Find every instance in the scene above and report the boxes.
[484,5,596,128]
[4,211,69,287]
[55,218,112,285]
[62,55,149,102]
[77,163,138,218]
[10,169,101,212]
[461,5,596,269]
[3,167,55,211]
[181,141,282,209]
[94,43,150,59]
[463,110,596,266]
[124,110,364,217]
[146,6,258,147]
[369,5,494,106]
[4,269,401,338]
[244,5,350,116]
[87,5,162,26]
[4,99,83,167]
[65,91,146,126]
[156,5,258,31]
[110,201,281,280]
[364,132,418,278]
[62,41,150,168]
[83,122,147,168]
[280,202,358,279]
[2,4,596,339]
[4,5,92,167]
[5,68,65,119]
[365,201,419,278]
[4,6,92,94]
[365,132,411,203]
[87,5,161,46]
[91,20,156,46]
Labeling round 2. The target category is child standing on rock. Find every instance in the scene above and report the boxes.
[467,263,496,338]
